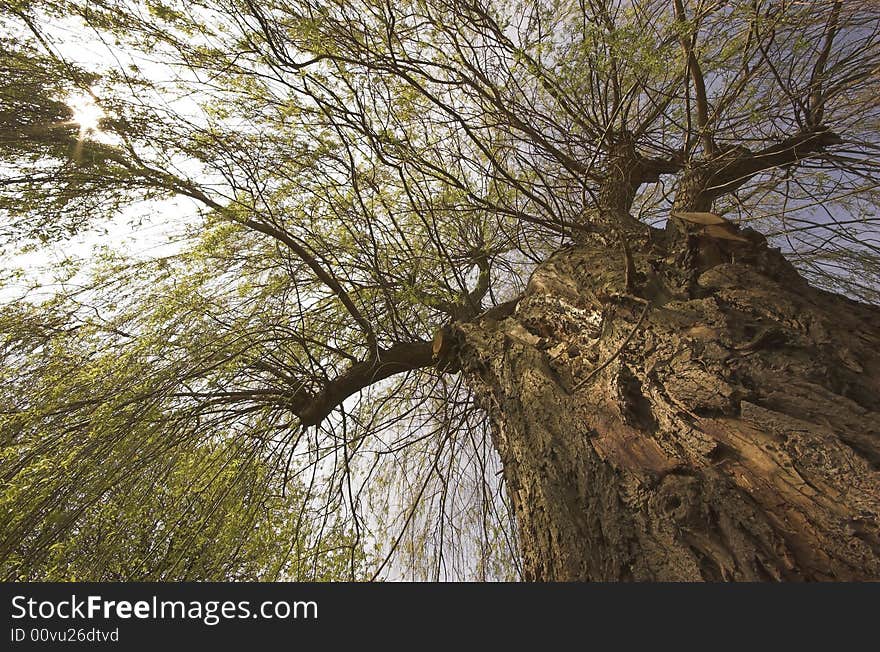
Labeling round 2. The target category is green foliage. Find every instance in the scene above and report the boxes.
[1,0,878,580]
[0,224,367,580]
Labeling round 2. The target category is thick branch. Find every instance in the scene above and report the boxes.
[292,341,437,427]
[807,1,843,128]
[411,252,491,320]
[465,253,491,312]
[673,0,715,155]
[705,128,843,198]
[292,297,521,428]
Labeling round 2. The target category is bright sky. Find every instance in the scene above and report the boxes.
[0,14,206,304]
[67,91,105,138]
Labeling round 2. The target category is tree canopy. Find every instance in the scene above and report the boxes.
[1,0,879,580]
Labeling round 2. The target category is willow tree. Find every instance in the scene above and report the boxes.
[2,0,880,580]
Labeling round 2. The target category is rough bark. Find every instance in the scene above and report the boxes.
[454,226,880,581]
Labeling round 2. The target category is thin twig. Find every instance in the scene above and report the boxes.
[572,301,652,392]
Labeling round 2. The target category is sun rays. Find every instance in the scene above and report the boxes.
[66,91,105,139]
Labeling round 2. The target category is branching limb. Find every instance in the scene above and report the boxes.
[673,0,715,156]
[807,1,843,128]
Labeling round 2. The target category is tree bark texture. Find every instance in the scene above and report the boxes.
[455,228,880,581]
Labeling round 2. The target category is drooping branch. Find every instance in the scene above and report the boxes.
[242,217,379,351]
[136,161,381,353]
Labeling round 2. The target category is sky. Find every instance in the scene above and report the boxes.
[0,13,204,304]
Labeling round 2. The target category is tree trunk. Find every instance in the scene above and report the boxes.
[455,228,880,581]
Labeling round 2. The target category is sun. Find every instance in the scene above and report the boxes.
[66,92,106,138]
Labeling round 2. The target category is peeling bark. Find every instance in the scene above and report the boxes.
[455,228,880,581]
